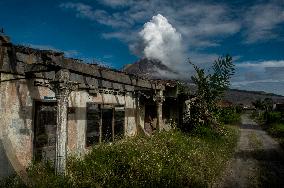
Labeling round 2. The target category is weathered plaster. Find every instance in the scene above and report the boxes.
[0,37,181,178]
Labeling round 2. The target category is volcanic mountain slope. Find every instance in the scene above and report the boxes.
[123,58,177,79]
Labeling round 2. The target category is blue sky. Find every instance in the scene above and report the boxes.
[1,0,284,95]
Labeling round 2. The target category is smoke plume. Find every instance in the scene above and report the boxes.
[139,14,187,76]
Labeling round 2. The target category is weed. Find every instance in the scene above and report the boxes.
[1,126,238,188]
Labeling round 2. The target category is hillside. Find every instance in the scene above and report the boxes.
[224,89,284,106]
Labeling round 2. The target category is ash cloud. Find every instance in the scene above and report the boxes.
[139,14,188,77]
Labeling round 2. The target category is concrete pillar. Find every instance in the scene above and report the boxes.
[154,90,165,132]
[135,93,140,128]
[54,92,68,174]
[50,69,77,174]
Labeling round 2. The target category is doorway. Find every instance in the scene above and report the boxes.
[102,108,113,142]
[33,101,57,163]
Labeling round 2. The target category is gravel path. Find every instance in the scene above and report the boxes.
[216,114,284,188]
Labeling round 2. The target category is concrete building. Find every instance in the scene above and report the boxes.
[0,34,184,179]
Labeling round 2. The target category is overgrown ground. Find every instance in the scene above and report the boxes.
[216,114,284,188]
[1,126,238,188]
[265,123,284,149]
[251,111,284,149]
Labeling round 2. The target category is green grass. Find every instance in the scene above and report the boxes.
[267,123,284,135]
[251,111,284,149]
[266,123,284,148]
[217,107,241,125]
[1,126,238,188]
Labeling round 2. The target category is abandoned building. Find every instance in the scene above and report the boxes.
[0,34,188,179]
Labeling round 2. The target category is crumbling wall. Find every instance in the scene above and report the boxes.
[67,90,138,155]
[0,76,16,179]
[0,40,166,178]
[0,73,34,179]
[0,75,139,178]
[68,91,88,156]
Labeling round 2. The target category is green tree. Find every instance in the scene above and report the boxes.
[252,98,273,121]
[263,98,273,113]
[252,99,265,110]
[185,55,235,128]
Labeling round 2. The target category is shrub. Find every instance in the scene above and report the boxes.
[185,55,235,129]
[1,127,238,188]
[217,107,241,125]
[266,112,282,123]
[0,174,25,188]
[266,123,284,149]
[67,127,238,187]
[26,161,70,188]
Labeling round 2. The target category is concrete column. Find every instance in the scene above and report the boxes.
[135,93,140,128]
[154,90,165,132]
[55,92,68,174]
[50,69,77,174]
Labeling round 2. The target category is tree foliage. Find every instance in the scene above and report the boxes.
[184,55,235,128]
[252,98,274,122]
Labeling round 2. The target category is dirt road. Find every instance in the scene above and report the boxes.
[216,114,284,188]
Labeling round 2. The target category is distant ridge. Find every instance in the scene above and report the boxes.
[224,89,284,106]
[229,89,284,98]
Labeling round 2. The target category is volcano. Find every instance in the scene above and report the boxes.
[122,58,178,79]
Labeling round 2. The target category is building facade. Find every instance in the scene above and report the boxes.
[0,34,183,178]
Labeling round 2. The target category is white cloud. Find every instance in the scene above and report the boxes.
[64,50,80,57]
[60,1,241,48]
[243,1,284,43]
[98,0,133,8]
[232,79,283,86]
[26,44,79,57]
[237,60,284,68]
[102,31,136,42]
[232,59,284,95]
[60,2,132,28]
[59,1,284,46]
[139,14,185,69]
[60,2,94,19]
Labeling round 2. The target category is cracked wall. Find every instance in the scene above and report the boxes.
[0,72,139,179]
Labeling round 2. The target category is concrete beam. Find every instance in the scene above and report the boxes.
[0,44,167,90]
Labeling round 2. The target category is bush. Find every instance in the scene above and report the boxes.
[266,112,282,123]
[0,161,70,188]
[217,107,241,125]
[266,123,284,149]
[0,174,25,188]
[67,127,237,187]
[1,127,238,188]
[26,161,70,188]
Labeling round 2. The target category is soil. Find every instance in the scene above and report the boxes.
[216,114,284,188]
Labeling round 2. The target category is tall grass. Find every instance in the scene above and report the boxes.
[266,123,284,148]
[1,126,238,188]
[252,110,284,148]
[217,107,241,125]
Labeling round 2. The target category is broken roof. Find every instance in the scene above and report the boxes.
[0,38,167,90]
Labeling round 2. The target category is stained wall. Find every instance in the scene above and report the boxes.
[0,73,139,179]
